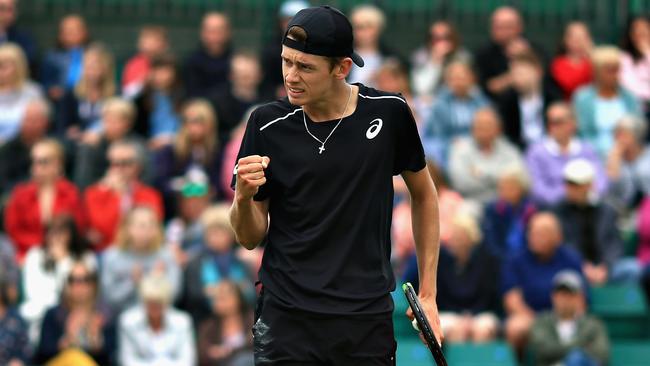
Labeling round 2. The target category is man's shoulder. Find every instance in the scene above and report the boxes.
[250,98,301,132]
[357,84,408,107]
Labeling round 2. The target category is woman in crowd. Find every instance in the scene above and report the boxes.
[198,281,254,366]
[0,278,29,366]
[34,261,115,366]
[100,205,179,314]
[620,15,650,122]
[4,138,85,262]
[550,21,594,100]
[20,215,96,344]
[0,42,42,144]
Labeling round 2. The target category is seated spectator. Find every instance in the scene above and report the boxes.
[620,16,650,121]
[0,0,37,72]
[374,58,428,125]
[119,273,196,366]
[0,234,19,305]
[210,51,268,145]
[421,60,490,166]
[132,52,183,149]
[185,12,232,98]
[638,197,650,267]
[482,164,537,257]
[122,25,169,98]
[404,214,500,343]
[0,97,50,194]
[476,6,546,99]
[101,206,178,313]
[165,168,212,266]
[0,276,29,366]
[497,52,561,148]
[84,139,163,250]
[154,99,222,210]
[574,46,642,156]
[41,14,89,102]
[198,281,254,366]
[427,161,465,245]
[550,21,594,100]
[502,212,584,354]
[526,102,607,206]
[20,215,96,344]
[348,4,398,87]
[57,43,115,140]
[448,107,524,204]
[0,42,42,144]
[180,204,255,325]
[553,159,638,285]
[34,261,115,366]
[410,20,472,99]
[605,115,650,209]
[4,138,85,262]
[530,270,610,366]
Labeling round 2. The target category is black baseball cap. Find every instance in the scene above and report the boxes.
[282,5,364,67]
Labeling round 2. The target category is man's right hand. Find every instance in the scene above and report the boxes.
[235,155,271,202]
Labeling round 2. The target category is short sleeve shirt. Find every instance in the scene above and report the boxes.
[231,84,426,315]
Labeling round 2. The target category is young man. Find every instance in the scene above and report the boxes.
[230,5,442,365]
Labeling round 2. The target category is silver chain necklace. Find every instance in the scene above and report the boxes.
[302,85,352,154]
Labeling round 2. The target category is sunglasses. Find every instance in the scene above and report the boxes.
[32,157,53,166]
[67,275,93,285]
[110,158,136,167]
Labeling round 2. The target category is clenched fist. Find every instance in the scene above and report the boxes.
[235,155,271,202]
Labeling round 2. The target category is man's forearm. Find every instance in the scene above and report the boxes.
[411,187,440,298]
[229,197,268,250]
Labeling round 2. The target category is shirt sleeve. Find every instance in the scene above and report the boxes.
[229,109,272,201]
[393,100,426,175]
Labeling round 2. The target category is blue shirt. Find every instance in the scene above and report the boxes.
[0,308,29,364]
[501,245,584,312]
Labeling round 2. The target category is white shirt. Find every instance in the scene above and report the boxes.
[519,93,544,145]
[556,319,577,344]
[594,96,626,154]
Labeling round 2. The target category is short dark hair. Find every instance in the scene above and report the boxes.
[286,26,344,71]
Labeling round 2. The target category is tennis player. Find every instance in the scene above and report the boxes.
[230,5,442,365]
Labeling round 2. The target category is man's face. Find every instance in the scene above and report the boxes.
[491,8,522,45]
[107,146,139,182]
[201,14,230,52]
[0,0,16,30]
[231,56,261,91]
[59,16,87,49]
[21,103,49,140]
[547,105,576,142]
[565,181,591,204]
[552,290,582,319]
[445,64,474,97]
[281,45,338,106]
[472,111,500,147]
[528,214,561,259]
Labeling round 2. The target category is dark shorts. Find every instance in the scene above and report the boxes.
[253,288,397,366]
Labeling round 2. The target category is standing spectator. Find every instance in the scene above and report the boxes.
[0,43,42,143]
[57,42,115,140]
[526,102,608,206]
[122,25,169,98]
[497,52,562,148]
[84,139,163,251]
[132,53,183,149]
[0,98,50,194]
[421,60,490,166]
[0,0,37,73]
[551,21,594,100]
[154,99,222,211]
[348,4,397,86]
[4,139,85,262]
[475,6,545,98]
[20,215,96,344]
[198,281,254,366]
[180,204,255,325]
[448,107,524,204]
[410,20,472,99]
[34,262,115,366]
[403,214,500,343]
[101,206,179,313]
[210,51,267,145]
[41,14,89,103]
[553,159,635,285]
[0,277,29,366]
[574,46,642,156]
[529,270,610,366]
[118,273,196,366]
[620,15,650,121]
[185,12,232,98]
[482,164,537,257]
[502,212,584,356]
[605,115,650,208]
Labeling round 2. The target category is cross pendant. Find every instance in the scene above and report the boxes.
[318,145,325,154]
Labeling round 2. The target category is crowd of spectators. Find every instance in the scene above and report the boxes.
[0,0,650,365]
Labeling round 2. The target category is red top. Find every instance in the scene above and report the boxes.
[83,181,163,252]
[4,178,85,262]
[121,54,150,89]
[551,56,593,100]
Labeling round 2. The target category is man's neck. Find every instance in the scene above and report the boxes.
[303,83,357,122]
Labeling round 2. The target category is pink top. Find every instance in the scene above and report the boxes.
[637,197,650,265]
[620,52,650,103]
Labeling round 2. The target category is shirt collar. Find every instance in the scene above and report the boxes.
[543,137,582,156]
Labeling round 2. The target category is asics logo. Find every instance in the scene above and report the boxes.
[366,118,383,140]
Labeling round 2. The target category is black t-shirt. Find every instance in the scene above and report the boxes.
[231,84,426,315]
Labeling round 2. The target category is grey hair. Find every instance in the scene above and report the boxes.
[26,97,52,120]
[615,114,647,142]
[108,138,146,167]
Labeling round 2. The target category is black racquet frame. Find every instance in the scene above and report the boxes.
[402,282,448,366]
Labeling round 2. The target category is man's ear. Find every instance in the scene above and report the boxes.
[334,58,354,80]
